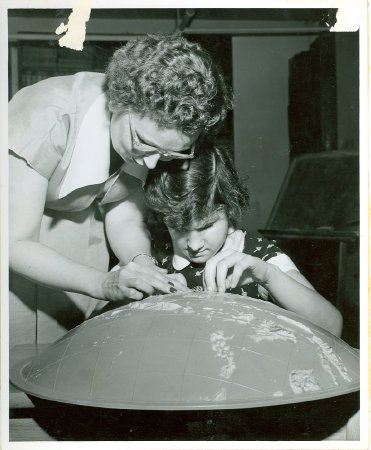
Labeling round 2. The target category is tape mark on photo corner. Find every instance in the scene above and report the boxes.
[55,0,92,51]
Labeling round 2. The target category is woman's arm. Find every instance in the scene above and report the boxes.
[9,155,187,301]
[204,249,342,336]
[9,154,107,298]
[104,189,154,265]
[103,190,190,293]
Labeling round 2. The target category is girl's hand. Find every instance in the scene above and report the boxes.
[99,262,190,301]
[203,229,245,292]
[203,249,271,293]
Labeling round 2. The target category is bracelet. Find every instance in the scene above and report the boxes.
[131,253,159,266]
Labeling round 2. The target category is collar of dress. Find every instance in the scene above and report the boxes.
[172,253,194,271]
[59,93,148,198]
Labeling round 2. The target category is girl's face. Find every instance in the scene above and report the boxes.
[168,210,233,264]
[110,111,198,169]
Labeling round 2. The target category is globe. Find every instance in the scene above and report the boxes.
[10,292,359,410]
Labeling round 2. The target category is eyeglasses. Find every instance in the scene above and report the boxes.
[128,112,195,160]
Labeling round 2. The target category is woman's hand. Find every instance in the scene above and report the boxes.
[203,249,270,293]
[99,261,190,301]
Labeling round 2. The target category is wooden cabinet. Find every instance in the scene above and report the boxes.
[260,153,359,347]
[270,34,360,347]
[288,34,337,158]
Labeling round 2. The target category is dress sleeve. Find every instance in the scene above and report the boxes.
[8,82,69,179]
[245,235,298,273]
[244,236,299,301]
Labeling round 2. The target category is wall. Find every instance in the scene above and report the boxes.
[232,35,317,235]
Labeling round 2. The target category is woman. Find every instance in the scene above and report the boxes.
[9,33,233,345]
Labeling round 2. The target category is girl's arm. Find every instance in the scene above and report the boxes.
[205,249,342,336]
[260,265,343,337]
[9,155,187,301]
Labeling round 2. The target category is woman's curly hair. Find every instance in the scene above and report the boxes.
[143,142,250,254]
[105,33,234,136]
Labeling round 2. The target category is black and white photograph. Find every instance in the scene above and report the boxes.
[1,1,368,448]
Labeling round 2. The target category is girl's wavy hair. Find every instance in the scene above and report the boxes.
[105,33,234,136]
[144,142,250,253]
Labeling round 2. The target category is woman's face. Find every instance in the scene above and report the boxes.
[110,111,199,169]
[168,210,233,265]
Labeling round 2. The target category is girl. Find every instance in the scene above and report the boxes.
[144,143,343,337]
